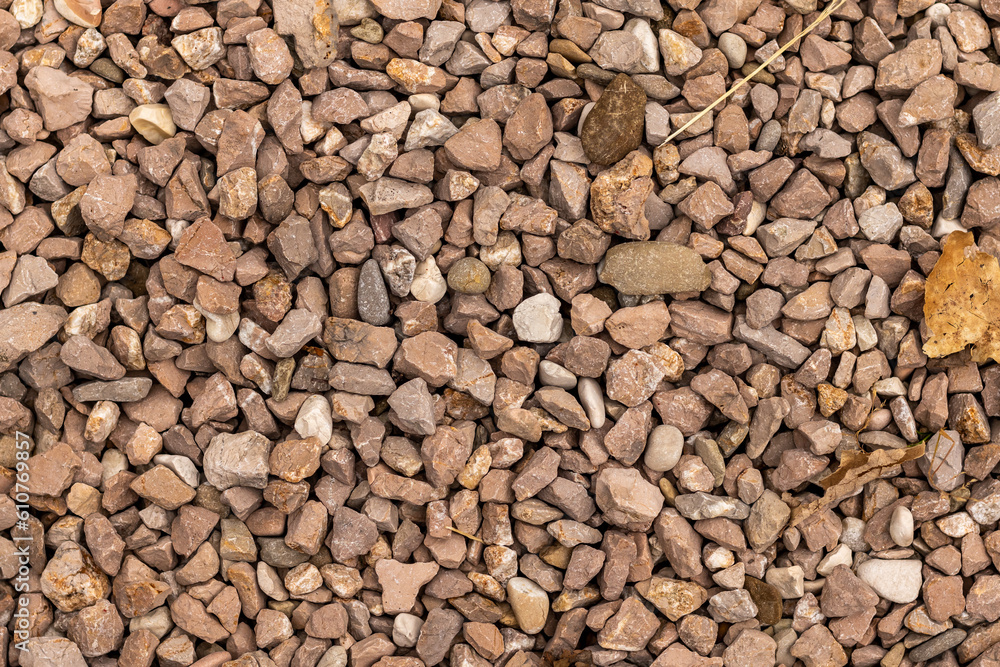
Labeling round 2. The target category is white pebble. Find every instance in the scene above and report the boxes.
[101,449,129,483]
[816,543,853,576]
[295,394,333,445]
[129,104,177,145]
[873,377,906,397]
[577,377,605,429]
[932,215,966,238]
[130,606,173,639]
[408,93,440,112]
[513,293,563,343]
[889,506,914,547]
[195,300,240,342]
[839,517,868,552]
[410,256,447,303]
[703,544,734,570]
[539,360,576,389]
[765,565,805,599]
[317,645,348,667]
[10,0,42,28]
[644,424,684,472]
[856,558,922,603]
[404,109,458,151]
[744,200,766,235]
[152,454,199,488]
[926,2,951,25]
[718,33,747,69]
[393,613,424,648]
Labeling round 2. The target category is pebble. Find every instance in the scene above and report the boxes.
[358,258,391,326]
[538,360,576,389]
[506,577,549,634]
[446,256,492,294]
[890,506,914,547]
[410,256,448,303]
[513,293,564,343]
[293,395,333,446]
[5,0,996,660]
[644,424,684,471]
[581,73,647,165]
[599,241,711,295]
[856,559,923,603]
[577,377,606,429]
[718,33,747,69]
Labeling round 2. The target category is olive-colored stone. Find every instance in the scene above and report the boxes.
[598,242,711,295]
[581,73,646,166]
[447,257,491,294]
[744,576,782,626]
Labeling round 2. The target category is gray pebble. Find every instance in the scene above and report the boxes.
[358,258,391,326]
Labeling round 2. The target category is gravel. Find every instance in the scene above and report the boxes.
[5,0,1000,666]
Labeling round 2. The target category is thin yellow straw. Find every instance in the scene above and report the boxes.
[660,0,848,146]
[448,525,485,543]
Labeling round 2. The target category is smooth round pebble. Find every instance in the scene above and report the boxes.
[358,258,391,325]
[926,2,951,24]
[756,119,782,152]
[718,33,747,69]
[506,577,549,635]
[447,257,492,294]
[644,424,684,471]
[539,360,576,389]
[408,93,440,111]
[889,505,914,547]
[578,377,605,429]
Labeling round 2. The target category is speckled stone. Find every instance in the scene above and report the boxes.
[581,73,647,165]
[599,241,711,295]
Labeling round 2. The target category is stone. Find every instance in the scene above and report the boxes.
[581,73,646,165]
[506,577,549,634]
[513,293,563,343]
[856,558,922,603]
[599,241,710,295]
[376,560,439,614]
[595,467,663,529]
[590,151,655,240]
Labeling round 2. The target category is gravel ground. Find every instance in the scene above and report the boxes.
[4,0,1000,666]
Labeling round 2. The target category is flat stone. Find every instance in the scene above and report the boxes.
[599,241,710,295]
[581,73,646,166]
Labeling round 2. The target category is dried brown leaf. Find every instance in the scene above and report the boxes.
[789,443,925,527]
[923,230,1000,363]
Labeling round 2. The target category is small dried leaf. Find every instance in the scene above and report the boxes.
[789,443,925,527]
[923,230,1000,363]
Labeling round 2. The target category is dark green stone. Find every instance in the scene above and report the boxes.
[581,73,647,166]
